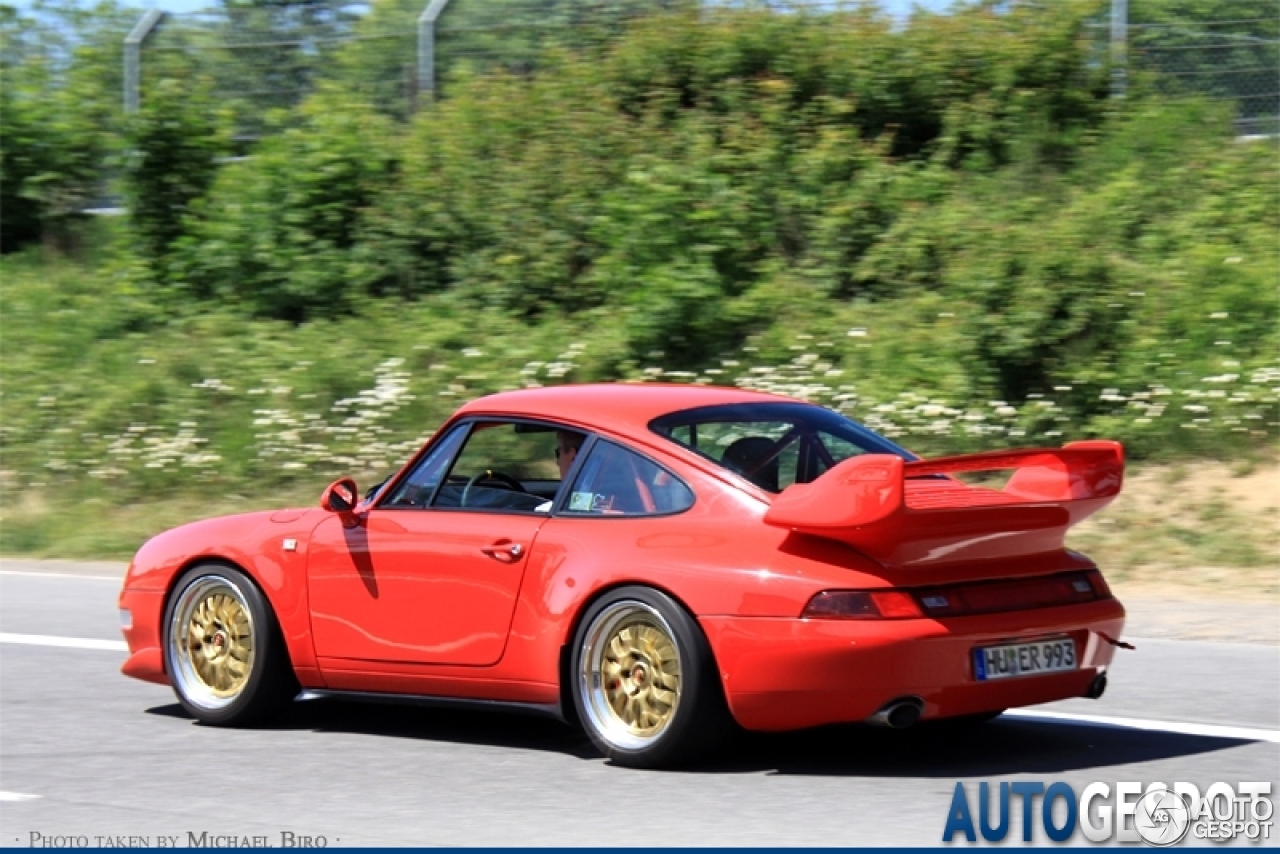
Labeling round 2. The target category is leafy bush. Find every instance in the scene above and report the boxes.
[0,0,133,253]
[176,86,398,319]
[1,1,1275,523]
[124,77,228,278]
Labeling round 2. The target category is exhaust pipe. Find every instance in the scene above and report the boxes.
[1085,672,1107,700]
[867,696,924,729]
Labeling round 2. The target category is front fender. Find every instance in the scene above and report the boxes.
[120,508,329,687]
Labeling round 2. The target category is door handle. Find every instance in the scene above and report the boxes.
[481,541,524,561]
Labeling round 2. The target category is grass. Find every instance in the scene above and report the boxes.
[1068,458,1280,600]
[0,488,319,560]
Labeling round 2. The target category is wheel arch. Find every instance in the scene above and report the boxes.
[161,555,295,674]
[161,555,302,725]
[556,578,724,728]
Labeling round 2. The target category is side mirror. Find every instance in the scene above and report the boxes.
[320,478,359,514]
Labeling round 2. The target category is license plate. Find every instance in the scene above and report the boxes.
[973,638,1076,681]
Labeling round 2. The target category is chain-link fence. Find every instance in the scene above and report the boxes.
[133,1,415,137]
[431,0,689,88]
[1128,13,1279,136]
[125,0,693,135]
[126,0,1279,136]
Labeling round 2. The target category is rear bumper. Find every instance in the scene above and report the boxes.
[701,597,1125,731]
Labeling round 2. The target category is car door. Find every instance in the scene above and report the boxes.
[306,420,577,667]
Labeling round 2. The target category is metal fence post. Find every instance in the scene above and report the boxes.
[1110,0,1127,99]
[418,0,452,104]
[124,9,165,114]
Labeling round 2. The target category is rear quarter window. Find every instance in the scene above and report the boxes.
[563,440,694,516]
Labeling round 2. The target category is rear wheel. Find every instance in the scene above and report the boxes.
[572,586,730,768]
[164,564,297,726]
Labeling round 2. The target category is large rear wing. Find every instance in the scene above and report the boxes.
[763,441,1124,567]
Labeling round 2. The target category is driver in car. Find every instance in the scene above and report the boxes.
[555,430,584,479]
[536,430,585,512]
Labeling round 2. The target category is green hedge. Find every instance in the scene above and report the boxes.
[0,2,1276,507]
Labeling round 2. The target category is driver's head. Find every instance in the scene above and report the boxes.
[555,430,584,479]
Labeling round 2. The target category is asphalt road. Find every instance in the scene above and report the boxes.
[2,562,1277,847]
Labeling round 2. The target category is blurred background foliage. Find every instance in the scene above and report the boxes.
[1,0,1277,541]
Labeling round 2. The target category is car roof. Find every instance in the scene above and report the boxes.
[455,383,802,438]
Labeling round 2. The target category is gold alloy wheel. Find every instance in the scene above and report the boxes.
[580,602,682,750]
[169,576,256,710]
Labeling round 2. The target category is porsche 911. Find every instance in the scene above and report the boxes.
[119,384,1126,768]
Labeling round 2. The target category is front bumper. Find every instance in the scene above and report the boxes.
[119,587,169,686]
[700,597,1125,731]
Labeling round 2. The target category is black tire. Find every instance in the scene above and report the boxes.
[163,564,298,726]
[571,586,732,768]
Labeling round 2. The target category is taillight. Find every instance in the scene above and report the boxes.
[1086,569,1112,598]
[802,590,924,620]
[869,591,925,618]
[802,591,878,618]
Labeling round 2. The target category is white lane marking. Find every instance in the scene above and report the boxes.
[0,633,127,652]
[1124,636,1280,649]
[1005,709,1280,743]
[0,571,120,581]
[0,791,42,801]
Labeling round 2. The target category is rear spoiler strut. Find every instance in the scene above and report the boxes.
[763,441,1124,567]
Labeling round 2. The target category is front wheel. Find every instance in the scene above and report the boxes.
[572,587,731,768]
[164,564,298,726]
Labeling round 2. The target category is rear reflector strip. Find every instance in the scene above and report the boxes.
[915,571,1106,618]
[801,571,1109,620]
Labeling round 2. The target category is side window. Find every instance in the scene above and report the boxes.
[432,421,567,513]
[563,441,693,516]
[382,425,469,507]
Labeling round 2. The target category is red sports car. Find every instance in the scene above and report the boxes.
[119,383,1126,768]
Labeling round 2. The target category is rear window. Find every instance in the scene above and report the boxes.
[650,402,915,493]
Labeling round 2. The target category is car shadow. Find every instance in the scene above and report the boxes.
[146,697,599,760]
[147,698,1254,776]
[710,718,1255,778]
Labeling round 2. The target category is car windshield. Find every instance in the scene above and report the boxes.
[649,402,916,493]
